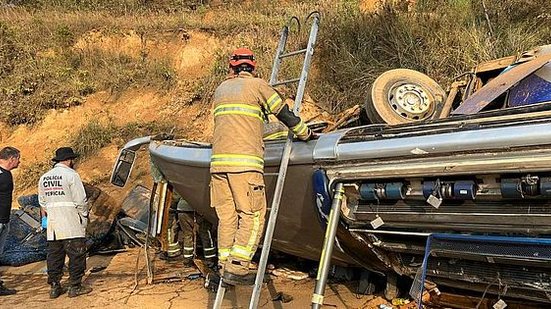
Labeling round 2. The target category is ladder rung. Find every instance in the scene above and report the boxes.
[265,173,279,176]
[279,49,307,59]
[272,78,300,87]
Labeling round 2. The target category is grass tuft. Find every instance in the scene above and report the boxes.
[312,0,551,112]
[16,160,52,191]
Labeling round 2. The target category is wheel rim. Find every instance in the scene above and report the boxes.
[387,83,434,121]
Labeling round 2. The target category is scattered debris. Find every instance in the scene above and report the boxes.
[271,267,309,281]
[272,291,294,303]
[392,298,411,305]
[90,266,107,273]
[324,104,361,132]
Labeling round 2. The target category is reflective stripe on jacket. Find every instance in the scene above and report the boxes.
[38,163,88,240]
[210,72,285,173]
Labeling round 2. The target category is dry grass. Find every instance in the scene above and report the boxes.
[0,6,183,125]
[312,0,551,112]
[0,0,319,125]
[15,160,52,191]
[2,0,550,122]
[70,120,175,159]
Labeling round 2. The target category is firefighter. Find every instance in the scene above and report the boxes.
[175,196,216,267]
[38,147,92,298]
[163,192,216,268]
[210,47,312,286]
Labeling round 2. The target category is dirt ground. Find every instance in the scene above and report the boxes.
[0,248,391,309]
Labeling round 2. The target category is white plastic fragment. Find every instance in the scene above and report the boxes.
[493,299,507,309]
[370,216,385,229]
[427,194,442,209]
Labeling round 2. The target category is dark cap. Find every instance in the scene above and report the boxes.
[52,147,79,162]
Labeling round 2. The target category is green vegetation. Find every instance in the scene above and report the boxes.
[1,0,550,121]
[4,0,550,190]
[70,120,175,159]
[15,119,174,190]
[16,160,52,190]
[313,0,551,111]
[0,7,180,125]
[0,0,314,125]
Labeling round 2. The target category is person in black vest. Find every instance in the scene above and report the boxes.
[0,146,20,296]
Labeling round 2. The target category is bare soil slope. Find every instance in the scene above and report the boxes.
[1,26,329,206]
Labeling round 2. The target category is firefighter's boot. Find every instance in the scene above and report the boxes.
[222,260,256,286]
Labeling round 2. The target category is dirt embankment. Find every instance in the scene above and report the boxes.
[1,28,329,206]
[1,30,211,198]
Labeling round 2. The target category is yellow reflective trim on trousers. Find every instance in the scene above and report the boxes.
[247,211,261,249]
[291,121,308,136]
[219,248,231,261]
[214,104,263,121]
[211,154,264,169]
[264,131,288,140]
[231,245,254,261]
[229,212,260,262]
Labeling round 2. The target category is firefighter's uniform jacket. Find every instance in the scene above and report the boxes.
[210,71,311,274]
[38,163,88,241]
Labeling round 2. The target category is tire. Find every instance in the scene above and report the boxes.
[365,69,446,125]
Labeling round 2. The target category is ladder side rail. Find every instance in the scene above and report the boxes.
[269,26,289,85]
[249,14,320,309]
[249,130,294,309]
[292,13,320,114]
[213,281,225,309]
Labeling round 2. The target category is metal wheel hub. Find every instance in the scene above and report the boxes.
[389,84,433,120]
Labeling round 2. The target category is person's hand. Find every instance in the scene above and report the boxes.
[41,216,48,229]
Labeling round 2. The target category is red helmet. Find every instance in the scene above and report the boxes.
[229,47,256,69]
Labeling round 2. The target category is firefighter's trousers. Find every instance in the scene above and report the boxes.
[210,172,266,274]
[178,212,194,259]
[178,212,216,260]
[47,238,87,287]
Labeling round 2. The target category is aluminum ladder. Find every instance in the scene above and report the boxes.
[213,11,320,309]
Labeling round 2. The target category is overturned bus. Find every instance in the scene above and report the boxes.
[112,45,551,304]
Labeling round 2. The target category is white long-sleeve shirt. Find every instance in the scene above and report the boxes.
[38,163,88,240]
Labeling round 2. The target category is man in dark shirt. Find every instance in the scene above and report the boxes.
[0,146,20,296]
